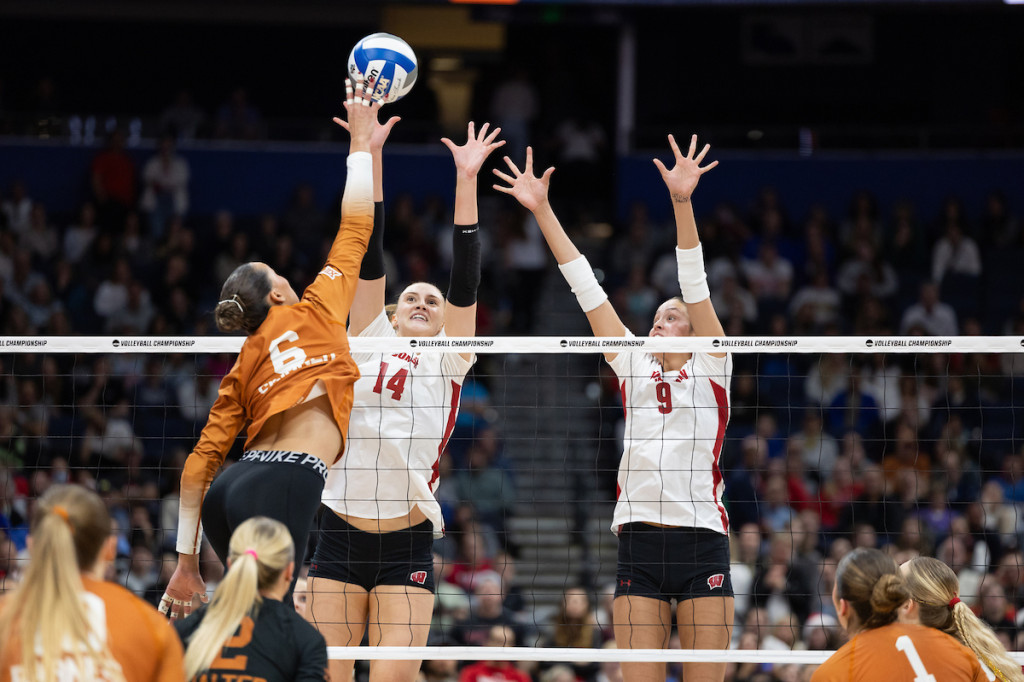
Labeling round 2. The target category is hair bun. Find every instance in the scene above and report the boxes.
[870,574,910,615]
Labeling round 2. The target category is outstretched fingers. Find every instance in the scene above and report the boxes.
[493,167,516,187]
[694,142,711,164]
[687,133,698,159]
[483,125,502,146]
[502,155,523,178]
[699,158,719,174]
[666,133,684,161]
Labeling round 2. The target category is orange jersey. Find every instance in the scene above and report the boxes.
[812,622,992,682]
[0,576,184,682]
[178,153,374,554]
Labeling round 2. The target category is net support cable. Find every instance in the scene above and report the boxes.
[326,647,1024,664]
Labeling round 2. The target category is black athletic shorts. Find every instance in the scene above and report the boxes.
[614,523,733,603]
[201,451,327,600]
[309,511,435,593]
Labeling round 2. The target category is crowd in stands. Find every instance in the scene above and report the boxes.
[0,119,1023,682]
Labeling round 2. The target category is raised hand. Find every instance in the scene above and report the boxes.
[441,122,505,179]
[333,73,385,150]
[652,134,718,203]
[333,74,400,151]
[159,559,209,621]
[492,147,556,212]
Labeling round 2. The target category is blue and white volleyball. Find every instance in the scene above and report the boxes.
[347,33,418,104]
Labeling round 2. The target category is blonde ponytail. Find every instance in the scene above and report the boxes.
[0,485,122,682]
[904,557,1024,682]
[951,601,1024,682]
[183,517,293,681]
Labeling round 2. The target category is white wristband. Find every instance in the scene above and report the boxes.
[558,255,608,313]
[342,151,373,205]
[676,244,710,303]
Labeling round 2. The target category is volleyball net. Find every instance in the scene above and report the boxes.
[1,334,1023,669]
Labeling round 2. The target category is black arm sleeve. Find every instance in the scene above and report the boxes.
[446,223,481,307]
[358,201,386,280]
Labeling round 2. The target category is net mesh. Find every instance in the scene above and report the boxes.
[2,335,1023,673]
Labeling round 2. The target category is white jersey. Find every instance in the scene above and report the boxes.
[607,335,733,535]
[322,310,474,537]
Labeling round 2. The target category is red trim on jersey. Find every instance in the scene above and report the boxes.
[429,380,462,490]
[710,379,730,533]
[617,379,627,500]
[619,380,627,420]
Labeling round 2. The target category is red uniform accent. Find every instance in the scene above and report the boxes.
[710,379,730,533]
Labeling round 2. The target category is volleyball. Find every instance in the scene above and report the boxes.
[347,32,418,104]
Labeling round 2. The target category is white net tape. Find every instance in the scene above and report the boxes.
[4,335,1022,354]
[324,646,1024,663]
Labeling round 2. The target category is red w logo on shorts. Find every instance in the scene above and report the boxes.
[707,574,725,590]
[410,571,427,585]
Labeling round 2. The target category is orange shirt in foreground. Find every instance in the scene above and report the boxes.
[812,622,991,682]
[0,576,184,682]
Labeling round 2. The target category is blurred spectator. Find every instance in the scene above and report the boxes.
[793,412,839,483]
[19,203,58,264]
[91,129,137,226]
[448,514,498,592]
[214,231,255,285]
[451,571,526,647]
[63,201,99,263]
[978,579,1017,646]
[140,134,190,241]
[731,522,762,617]
[839,191,882,255]
[422,659,460,682]
[458,626,530,682]
[836,240,898,302]
[215,87,264,140]
[881,420,932,492]
[122,542,158,596]
[802,612,841,651]
[1,180,32,236]
[489,67,538,161]
[454,433,518,527]
[93,257,134,324]
[21,279,62,331]
[431,551,471,644]
[283,183,326,256]
[752,531,814,626]
[825,372,880,439]
[837,463,904,543]
[499,207,547,334]
[109,281,155,335]
[886,200,928,276]
[714,271,758,332]
[0,467,28,551]
[932,220,981,285]
[805,352,850,407]
[900,281,958,335]
[176,363,221,422]
[541,586,602,680]
[549,113,608,210]
[789,269,840,332]
[981,190,1018,249]
[159,89,205,140]
[741,241,793,305]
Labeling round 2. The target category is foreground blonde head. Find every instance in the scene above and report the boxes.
[0,484,123,682]
[903,556,1023,682]
[183,516,293,680]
